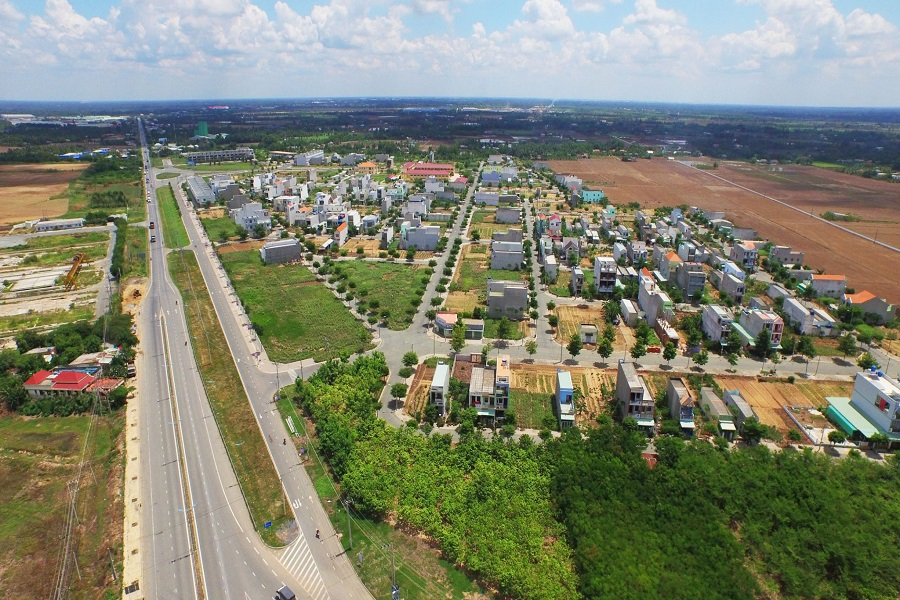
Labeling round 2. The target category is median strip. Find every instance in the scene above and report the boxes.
[167,249,291,546]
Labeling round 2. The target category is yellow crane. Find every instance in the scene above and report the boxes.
[63,253,85,291]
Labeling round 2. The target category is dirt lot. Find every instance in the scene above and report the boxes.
[548,157,900,302]
[0,163,87,225]
[198,207,226,219]
[217,240,265,254]
[404,363,436,416]
[345,239,383,258]
[715,376,853,439]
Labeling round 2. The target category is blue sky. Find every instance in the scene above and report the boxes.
[0,0,897,106]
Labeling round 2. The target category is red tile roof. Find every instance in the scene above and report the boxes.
[811,274,845,281]
[844,290,875,304]
[51,371,96,391]
[24,370,51,386]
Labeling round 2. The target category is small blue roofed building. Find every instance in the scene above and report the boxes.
[556,369,576,430]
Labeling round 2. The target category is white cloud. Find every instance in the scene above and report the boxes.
[845,8,896,37]
[570,0,620,12]
[410,0,455,23]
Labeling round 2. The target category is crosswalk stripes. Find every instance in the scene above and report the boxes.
[279,538,330,600]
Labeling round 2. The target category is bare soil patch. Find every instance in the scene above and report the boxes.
[217,240,265,254]
[197,207,225,219]
[404,363,436,417]
[510,363,614,423]
[548,157,900,302]
[0,163,88,225]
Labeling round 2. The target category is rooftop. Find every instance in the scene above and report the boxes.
[811,274,846,281]
[844,290,876,304]
[557,369,574,390]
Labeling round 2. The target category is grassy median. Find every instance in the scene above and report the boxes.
[156,185,190,248]
[168,249,290,546]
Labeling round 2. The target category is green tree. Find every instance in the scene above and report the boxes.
[597,338,614,364]
[496,316,513,340]
[603,323,616,342]
[630,341,646,362]
[727,352,739,370]
[741,417,766,444]
[390,382,408,401]
[752,329,771,359]
[402,351,418,368]
[797,336,817,371]
[451,321,466,353]
[787,429,803,443]
[548,314,559,328]
[567,333,583,360]
[838,333,857,357]
[525,339,538,359]
[828,430,847,446]
[604,300,620,322]
[663,342,677,365]
[694,349,709,369]
[857,352,879,370]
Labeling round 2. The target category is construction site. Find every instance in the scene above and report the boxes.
[0,229,114,339]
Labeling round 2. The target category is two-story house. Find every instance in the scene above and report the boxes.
[593,256,617,294]
[616,361,655,433]
[429,362,451,417]
[667,378,696,437]
[468,355,511,425]
[555,369,576,430]
[699,388,736,441]
[735,308,783,349]
[729,241,758,272]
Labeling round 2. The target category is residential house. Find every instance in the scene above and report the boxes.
[555,174,582,192]
[675,262,707,298]
[294,149,325,166]
[616,361,655,432]
[699,388,736,441]
[667,378,696,437]
[842,290,896,324]
[808,274,847,298]
[496,207,521,224]
[231,202,271,233]
[448,176,469,191]
[487,280,528,320]
[729,241,758,272]
[462,319,485,340]
[767,283,794,301]
[480,171,501,186]
[783,298,838,336]
[638,279,673,324]
[702,305,734,342]
[429,362,451,416]
[555,369,576,430]
[361,214,380,231]
[593,256,617,294]
[723,389,756,431]
[24,369,98,399]
[260,239,301,264]
[401,225,440,251]
[658,251,682,281]
[735,308,783,349]
[769,245,804,266]
[558,237,581,263]
[380,225,394,249]
[490,240,524,270]
[468,356,510,423]
[544,255,558,283]
[731,227,758,241]
[474,191,499,205]
[826,370,900,448]
[357,161,377,175]
[498,194,520,204]
[570,267,585,296]
[656,319,680,346]
[612,242,628,262]
[710,269,745,305]
[494,228,523,244]
[548,214,563,237]
[434,312,457,337]
[226,194,251,212]
[620,299,640,327]
[627,241,648,265]
[534,214,548,237]
[581,188,606,203]
[333,222,349,247]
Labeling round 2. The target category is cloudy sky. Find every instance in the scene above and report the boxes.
[0,0,898,106]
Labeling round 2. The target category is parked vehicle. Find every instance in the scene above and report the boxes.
[274,585,296,600]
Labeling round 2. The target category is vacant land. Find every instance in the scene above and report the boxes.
[452,243,525,298]
[550,269,595,298]
[336,261,426,330]
[0,163,88,225]
[0,414,124,599]
[221,250,372,361]
[201,215,240,242]
[168,249,289,545]
[554,304,606,345]
[404,363,436,417]
[510,363,613,426]
[549,157,900,301]
[715,376,853,438]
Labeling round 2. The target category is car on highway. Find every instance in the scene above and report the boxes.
[149,221,155,229]
[274,585,296,600]
[150,235,156,243]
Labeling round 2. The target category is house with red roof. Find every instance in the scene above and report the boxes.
[401,162,454,180]
[808,273,847,298]
[843,290,897,324]
[24,369,98,398]
[333,221,348,247]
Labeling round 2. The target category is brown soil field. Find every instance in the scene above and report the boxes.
[0,163,88,225]
[198,207,225,219]
[554,304,605,345]
[404,363,436,416]
[511,363,614,423]
[548,157,900,302]
[444,290,479,313]
[345,239,383,258]
[217,240,265,254]
[715,376,853,438]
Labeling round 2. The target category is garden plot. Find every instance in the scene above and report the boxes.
[403,363,436,417]
[510,363,614,426]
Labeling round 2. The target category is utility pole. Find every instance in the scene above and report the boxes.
[342,499,352,549]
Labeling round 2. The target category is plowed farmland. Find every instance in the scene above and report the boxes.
[548,157,900,301]
[0,163,88,224]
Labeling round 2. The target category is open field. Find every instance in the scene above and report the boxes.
[336,260,426,330]
[554,304,606,344]
[452,243,525,296]
[403,363,436,417]
[550,269,595,298]
[124,225,148,279]
[548,157,900,302]
[168,249,290,545]
[344,239,383,258]
[62,177,146,223]
[201,215,241,242]
[156,185,189,248]
[220,249,372,361]
[715,376,853,438]
[0,414,124,599]
[510,363,613,426]
[0,163,88,225]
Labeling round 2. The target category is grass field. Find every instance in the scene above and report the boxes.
[550,269,595,298]
[275,386,488,600]
[221,250,372,361]
[155,172,179,179]
[201,215,241,242]
[0,414,124,599]
[508,389,555,430]
[13,230,109,251]
[0,305,95,337]
[454,244,525,294]
[156,185,190,248]
[483,317,527,340]
[61,178,146,223]
[336,261,426,330]
[124,225,148,278]
[16,241,108,269]
[168,249,290,546]
[191,162,255,173]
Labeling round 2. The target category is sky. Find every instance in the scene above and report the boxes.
[0,0,898,107]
